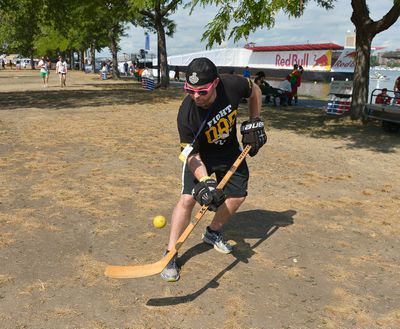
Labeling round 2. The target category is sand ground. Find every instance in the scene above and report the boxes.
[0,69,399,329]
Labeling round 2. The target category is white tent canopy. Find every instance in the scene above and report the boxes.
[153,48,253,67]
[154,46,354,75]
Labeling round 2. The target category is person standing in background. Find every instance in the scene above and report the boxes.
[289,64,304,105]
[38,56,50,87]
[394,75,400,104]
[56,56,68,87]
[243,66,251,78]
[123,61,129,77]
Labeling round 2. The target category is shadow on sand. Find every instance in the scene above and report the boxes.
[0,83,184,111]
[236,103,400,153]
[146,209,295,306]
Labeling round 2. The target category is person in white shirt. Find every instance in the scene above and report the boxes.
[38,56,49,87]
[56,56,68,87]
[278,75,293,106]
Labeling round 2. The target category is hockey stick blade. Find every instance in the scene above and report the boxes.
[104,145,251,279]
[104,256,172,279]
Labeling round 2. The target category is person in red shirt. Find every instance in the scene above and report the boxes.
[394,76,400,104]
[375,88,391,105]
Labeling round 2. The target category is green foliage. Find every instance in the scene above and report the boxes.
[1,0,138,58]
[189,0,335,48]
[0,0,45,55]
[137,13,176,36]
[386,60,400,68]
[129,0,182,87]
[370,55,379,67]
[34,25,69,56]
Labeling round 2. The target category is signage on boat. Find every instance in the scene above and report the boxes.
[249,50,332,71]
[331,49,356,72]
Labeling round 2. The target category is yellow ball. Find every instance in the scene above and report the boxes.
[153,215,167,228]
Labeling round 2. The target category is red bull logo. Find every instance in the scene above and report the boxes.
[333,60,355,68]
[345,51,357,58]
[275,53,310,67]
[332,50,356,70]
[313,54,329,67]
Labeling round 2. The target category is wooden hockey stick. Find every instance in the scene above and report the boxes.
[104,145,251,279]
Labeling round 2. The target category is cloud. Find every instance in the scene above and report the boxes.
[98,0,399,57]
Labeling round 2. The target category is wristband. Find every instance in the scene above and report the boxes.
[199,176,212,182]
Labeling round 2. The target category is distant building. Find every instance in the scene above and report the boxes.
[380,51,400,66]
[344,30,356,48]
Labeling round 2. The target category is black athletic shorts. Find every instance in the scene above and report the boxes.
[181,154,249,197]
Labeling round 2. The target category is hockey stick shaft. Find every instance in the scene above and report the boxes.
[104,145,251,279]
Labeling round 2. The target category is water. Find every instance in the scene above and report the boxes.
[269,69,400,100]
[368,68,399,93]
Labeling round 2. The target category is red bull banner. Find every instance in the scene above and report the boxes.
[331,49,356,72]
[249,50,332,71]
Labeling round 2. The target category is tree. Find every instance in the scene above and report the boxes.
[64,0,130,77]
[190,0,400,119]
[40,0,133,76]
[131,0,181,88]
[189,0,334,48]
[134,11,176,86]
[48,0,115,72]
[0,0,45,68]
[350,0,400,119]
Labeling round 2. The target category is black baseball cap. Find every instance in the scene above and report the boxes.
[186,57,218,86]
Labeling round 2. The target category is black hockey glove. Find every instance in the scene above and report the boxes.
[240,117,267,157]
[192,177,226,212]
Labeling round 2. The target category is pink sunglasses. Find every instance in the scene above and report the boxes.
[184,80,217,96]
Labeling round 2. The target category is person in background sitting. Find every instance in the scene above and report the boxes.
[375,88,391,105]
[254,74,281,106]
[278,75,293,106]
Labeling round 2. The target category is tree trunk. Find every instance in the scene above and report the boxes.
[157,44,161,84]
[156,15,169,88]
[90,43,96,74]
[30,52,35,70]
[350,0,400,119]
[109,28,120,79]
[350,29,372,120]
[80,49,85,71]
[69,50,74,70]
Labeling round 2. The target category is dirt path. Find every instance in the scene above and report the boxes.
[0,69,399,329]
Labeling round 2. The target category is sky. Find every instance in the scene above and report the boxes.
[100,0,400,58]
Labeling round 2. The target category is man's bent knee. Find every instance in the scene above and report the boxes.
[226,196,246,207]
[178,194,196,209]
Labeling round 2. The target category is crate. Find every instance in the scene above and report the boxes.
[142,76,155,91]
[327,98,351,115]
[326,80,352,115]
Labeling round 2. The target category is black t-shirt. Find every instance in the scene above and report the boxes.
[177,74,252,158]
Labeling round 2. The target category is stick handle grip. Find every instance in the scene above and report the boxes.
[216,144,251,190]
